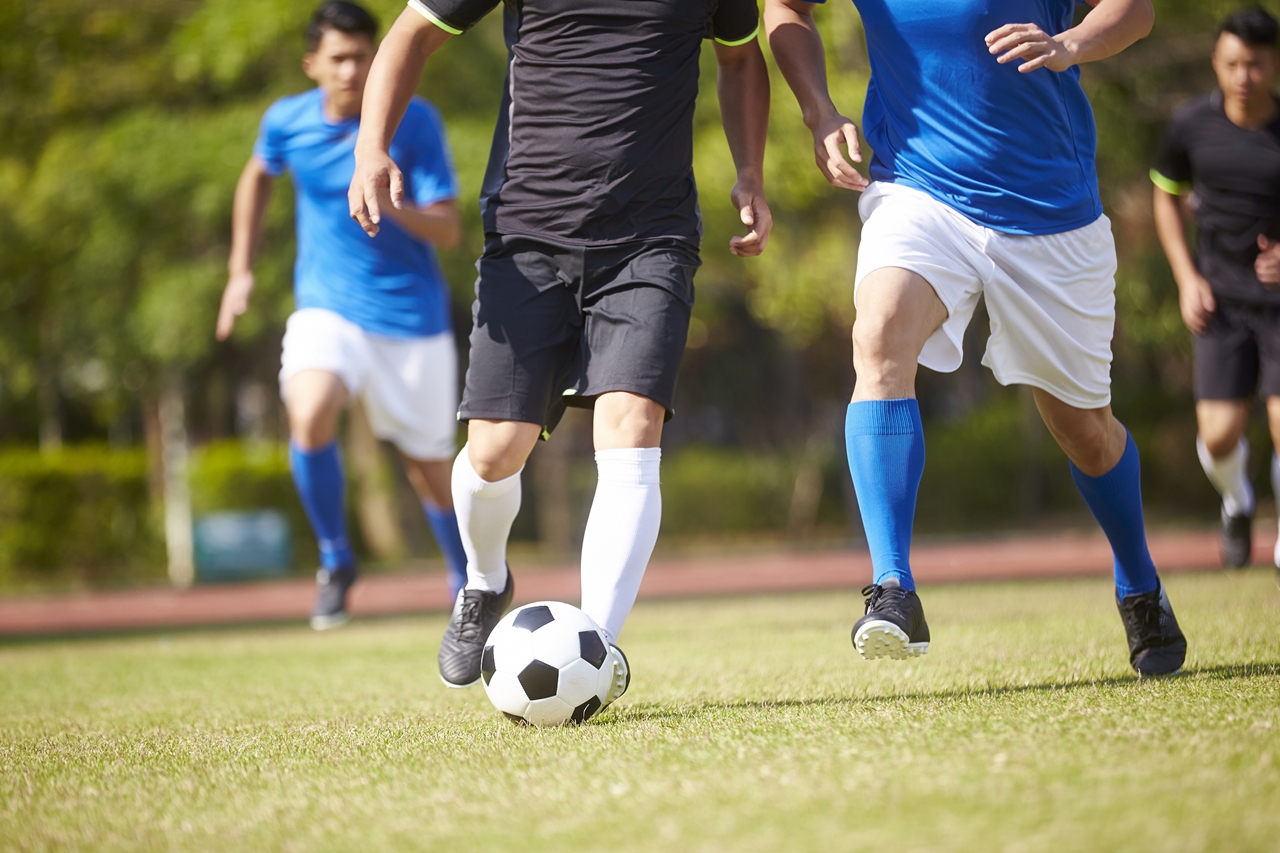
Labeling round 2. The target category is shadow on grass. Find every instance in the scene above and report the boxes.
[598,661,1280,725]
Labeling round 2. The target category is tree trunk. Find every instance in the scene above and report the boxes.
[345,399,408,561]
[531,425,574,557]
[158,375,194,588]
[37,316,61,453]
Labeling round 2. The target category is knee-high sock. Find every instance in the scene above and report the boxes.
[1069,432,1159,598]
[290,441,354,571]
[579,447,662,644]
[1272,454,1280,568]
[1197,436,1254,517]
[452,447,521,593]
[845,400,925,591]
[423,504,468,599]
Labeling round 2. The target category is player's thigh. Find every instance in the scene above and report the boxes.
[279,309,367,448]
[1195,301,1258,406]
[1266,397,1280,453]
[577,239,698,422]
[363,330,459,463]
[460,236,583,430]
[853,182,985,375]
[399,455,453,509]
[982,216,1116,410]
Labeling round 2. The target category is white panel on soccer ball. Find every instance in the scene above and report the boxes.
[556,657,602,706]
[523,695,575,727]
[527,622,586,669]
[484,670,530,719]
[491,627,537,674]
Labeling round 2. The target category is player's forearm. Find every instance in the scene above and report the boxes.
[355,10,449,156]
[228,160,273,274]
[1061,0,1154,65]
[765,0,838,130]
[382,200,462,249]
[716,41,770,187]
[1152,186,1200,288]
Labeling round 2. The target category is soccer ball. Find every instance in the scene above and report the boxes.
[481,601,615,726]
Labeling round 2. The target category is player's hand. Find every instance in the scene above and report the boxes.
[729,179,772,257]
[216,270,255,341]
[1257,236,1280,287]
[349,148,405,237]
[1178,273,1216,335]
[810,112,868,192]
[986,23,1077,73]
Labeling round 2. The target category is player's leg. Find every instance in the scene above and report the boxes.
[285,368,358,630]
[1196,400,1253,567]
[846,267,947,659]
[1267,397,1280,573]
[399,455,468,599]
[1192,302,1259,567]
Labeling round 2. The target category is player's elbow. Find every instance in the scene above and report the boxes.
[1131,0,1155,39]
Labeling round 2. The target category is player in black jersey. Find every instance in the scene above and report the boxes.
[349,0,772,703]
[1152,6,1280,570]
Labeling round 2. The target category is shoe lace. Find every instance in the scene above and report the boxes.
[457,592,485,642]
[1124,595,1162,643]
[860,583,909,615]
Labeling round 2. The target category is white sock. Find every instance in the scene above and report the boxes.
[579,447,662,644]
[452,445,522,593]
[1272,453,1280,568]
[1197,436,1254,517]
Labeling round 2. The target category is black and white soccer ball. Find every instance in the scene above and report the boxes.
[481,601,615,726]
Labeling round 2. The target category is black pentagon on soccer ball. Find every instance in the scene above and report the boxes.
[517,659,560,700]
[481,645,496,685]
[513,605,555,632]
[579,630,607,669]
[571,695,602,724]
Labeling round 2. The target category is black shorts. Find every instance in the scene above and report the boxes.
[1194,298,1280,401]
[459,234,700,433]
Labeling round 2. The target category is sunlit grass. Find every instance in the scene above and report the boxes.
[2,570,1278,852]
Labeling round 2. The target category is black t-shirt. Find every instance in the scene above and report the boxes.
[1152,90,1280,305]
[407,0,760,245]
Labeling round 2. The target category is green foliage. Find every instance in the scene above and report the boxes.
[0,446,161,588]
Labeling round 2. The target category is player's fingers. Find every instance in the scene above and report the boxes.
[390,168,405,210]
[1261,235,1275,251]
[841,124,863,164]
[740,204,754,228]
[1017,52,1053,72]
[824,135,861,180]
[996,40,1047,64]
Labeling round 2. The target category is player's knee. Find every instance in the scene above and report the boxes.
[288,400,340,450]
[466,427,536,482]
[1201,430,1241,460]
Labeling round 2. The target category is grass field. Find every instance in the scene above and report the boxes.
[2,570,1278,853]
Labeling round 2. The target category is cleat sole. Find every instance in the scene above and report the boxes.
[310,612,350,631]
[440,674,481,690]
[854,620,928,661]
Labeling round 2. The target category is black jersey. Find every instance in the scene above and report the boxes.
[406,0,759,246]
[1152,90,1280,305]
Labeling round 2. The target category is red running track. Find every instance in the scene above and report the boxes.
[0,527,1260,638]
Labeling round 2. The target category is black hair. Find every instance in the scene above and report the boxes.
[1219,6,1279,49]
[305,1,378,51]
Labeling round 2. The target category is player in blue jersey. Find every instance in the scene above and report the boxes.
[216,1,469,629]
[767,0,1188,676]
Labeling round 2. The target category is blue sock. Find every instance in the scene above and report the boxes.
[424,504,468,599]
[1069,432,1160,598]
[846,399,925,591]
[289,442,354,572]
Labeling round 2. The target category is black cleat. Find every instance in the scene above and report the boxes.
[311,566,357,631]
[1116,582,1187,677]
[1220,509,1253,569]
[852,583,930,660]
[438,570,514,688]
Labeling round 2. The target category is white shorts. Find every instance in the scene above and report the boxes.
[854,182,1117,409]
[279,308,459,460]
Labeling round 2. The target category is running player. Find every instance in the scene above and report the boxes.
[350,0,771,703]
[1152,6,1280,572]
[216,1,469,629]
[766,0,1188,676]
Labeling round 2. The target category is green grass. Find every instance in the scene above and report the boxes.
[2,571,1279,853]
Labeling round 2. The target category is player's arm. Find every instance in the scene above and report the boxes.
[716,39,772,257]
[1257,236,1280,286]
[377,197,462,248]
[217,156,275,341]
[349,8,453,236]
[986,0,1154,73]
[1152,183,1215,334]
[764,0,868,192]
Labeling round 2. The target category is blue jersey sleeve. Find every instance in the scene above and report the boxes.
[400,101,459,208]
[253,101,290,177]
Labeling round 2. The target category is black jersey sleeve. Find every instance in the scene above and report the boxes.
[407,0,500,35]
[1151,113,1193,196]
[709,0,760,46]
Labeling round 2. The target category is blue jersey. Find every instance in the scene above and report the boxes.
[826,0,1102,235]
[254,89,459,337]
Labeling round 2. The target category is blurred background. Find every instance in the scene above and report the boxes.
[0,0,1274,594]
